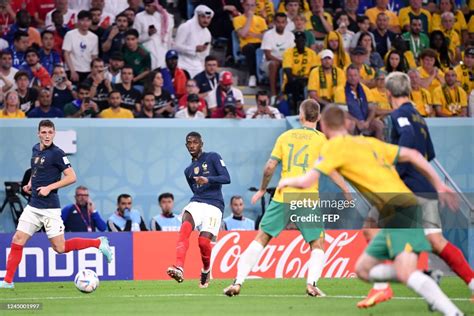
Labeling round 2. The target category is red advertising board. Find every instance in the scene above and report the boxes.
[134,230,414,280]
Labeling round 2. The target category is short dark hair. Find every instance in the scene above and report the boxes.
[142,91,155,99]
[14,71,29,81]
[121,65,134,73]
[41,30,55,39]
[89,7,102,14]
[158,192,174,202]
[205,55,218,63]
[77,10,92,20]
[186,131,202,140]
[91,57,104,68]
[0,50,13,58]
[346,63,360,74]
[25,48,39,57]
[125,28,139,38]
[419,48,438,60]
[14,31,28,42]
[274,12,287,20]
[357,15,369,23]
[78,83,91,92]
[116,13,128,21]
[230,195,243,204]
[38,119,55,131]
[109,90,121,97]
[255,90,268,102]
[117,193,132,204]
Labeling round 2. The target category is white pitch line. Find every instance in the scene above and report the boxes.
[0,294,470,302]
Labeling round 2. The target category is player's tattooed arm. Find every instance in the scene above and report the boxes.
[251,158,278,204]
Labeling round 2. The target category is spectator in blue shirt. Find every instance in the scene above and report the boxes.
[27,88,64,118]
[108,194,148,232]
[39,30,62,76]
[62,186,107,232]
[10,31,29,69]
[224,196,256,231]
[150,193,182,231]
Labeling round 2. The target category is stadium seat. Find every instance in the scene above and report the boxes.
[255,48,268,84]
[231,31,246,65]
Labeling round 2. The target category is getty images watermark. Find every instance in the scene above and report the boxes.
[288,197,357,224]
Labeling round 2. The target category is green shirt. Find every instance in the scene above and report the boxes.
[122,45,152,79]
[401,32,430,59]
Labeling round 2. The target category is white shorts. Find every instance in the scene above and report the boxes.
[17,205,64,239]
[183,202,222,237]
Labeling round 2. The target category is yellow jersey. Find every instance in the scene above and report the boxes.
[277,0,311,13]
[333,83,374,105]
[399,7,432,33]
[454,64,474,94]
[469,15,474,33]
[418,66,444,94]
[307,66,346,102]
[271,127,327,202]
[233,15,268,48]
[314,135,413,210]
[410,88,433,117]
[432,11,467,36]
[282,46,320,78]
[256,0,275,24]
[370,87,391,110]
[366,7,400,29]
[0,110,26,119]
[333,51,351,70]
[432,85,468,116]
[99,107,134,119]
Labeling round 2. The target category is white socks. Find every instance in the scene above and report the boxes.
[307,249,325,286]
[407,271,462,316]
[235,241,264,285]
[369,264,397,282]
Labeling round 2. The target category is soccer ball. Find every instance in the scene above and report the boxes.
[74,269,100,293]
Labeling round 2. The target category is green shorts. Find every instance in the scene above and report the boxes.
[259,200,324,243]
[365,228,431,260]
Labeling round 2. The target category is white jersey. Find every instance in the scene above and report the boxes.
[175,109,206,119]
[261,28,295,61]
[62,29,99,73]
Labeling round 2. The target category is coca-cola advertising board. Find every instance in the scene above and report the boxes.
[133,230,394,280]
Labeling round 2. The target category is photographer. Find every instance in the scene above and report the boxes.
[51,65,74,112]
[246,90,283,119]
[63,84,100,118]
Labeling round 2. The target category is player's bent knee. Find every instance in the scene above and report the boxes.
[12,230,30,245]
[52,243,66,254]
[426,233,447,254]
[255,230,272,246]
[355,256,369,281]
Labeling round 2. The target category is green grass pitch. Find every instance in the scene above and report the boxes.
[0,277,472,315]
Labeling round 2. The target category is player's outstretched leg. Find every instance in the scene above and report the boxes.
[306,238,326,297]
[60,237,113,263]
[357,283,393,308]
[198,234,212,288]
[224,230,270,296]
[168,213,194,283]
[1,230,32,289]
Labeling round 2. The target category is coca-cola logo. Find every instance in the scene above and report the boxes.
[211,231,364,279]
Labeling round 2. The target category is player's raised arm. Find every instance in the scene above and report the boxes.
[398,147,459,210]
[251,158,279,204]
[207,153,231,184]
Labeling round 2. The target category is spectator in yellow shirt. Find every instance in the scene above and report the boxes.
[432,0,467,44]
[309,0,333,42]
[433,68,468,117]
[434,12,461,61]
[454,46,474,94]
[418,49,446,94]
[398,0,432,33]
[384,50,408,73]
[365,0,401,33]
[407,69,434,117]
[349,46,376,88]
[256,0,275,26]
[370,70,392,115]
[308,49,346,106]
[282,31,319,113]
[99,91,134,118]
[0,91,26,119]
[233,0,268,87]
[324,31,351,70]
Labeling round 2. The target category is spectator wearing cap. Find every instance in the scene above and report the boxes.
[15,71,38,114]
[39,30,62,76]
[45,0,77,30]
[11,31,29,69]
[27,89,64,118]
[370,69,392,116]
[282,31,319,114]
[433,68,468,117]
[19,48,53,88]
[133,0,174,69]
[207,71,244,115]
[233,0,268,87]
[135,91,159,118]
[212,95,245,118]
[105,52,124,85]
[373,12,396,59]
[245,90,283,119]
[333,65,384,140]
[102,13,129,63]
[260,12,295,102]
[454,47,474,94]
[308,49,346,107]
[114,65,142,113]
[5,10,41,47]
[63,10,99,84]
[175,94,206,119]
[178,79,208,117]
[161,50,189,99]
[99,90,134,118]
[350,46,376,88]
[122,28,151,85]
[193,55,219,98]
[173,5,214,79]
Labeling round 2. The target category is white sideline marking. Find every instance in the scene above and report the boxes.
[0,294,470,302]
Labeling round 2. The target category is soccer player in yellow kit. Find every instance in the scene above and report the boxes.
[224,99,348,297]
[278,103,463,315]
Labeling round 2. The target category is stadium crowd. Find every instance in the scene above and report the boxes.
[0,0,471,123]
